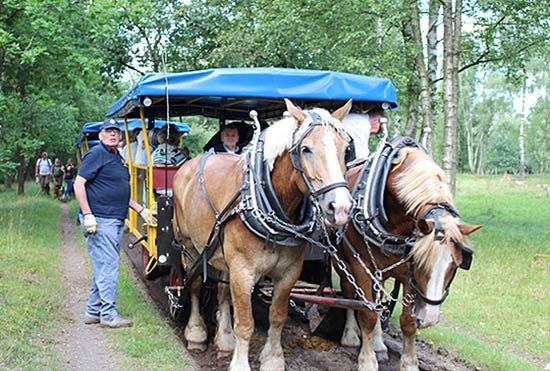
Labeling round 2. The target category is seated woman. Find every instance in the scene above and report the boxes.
[151,124,186,166]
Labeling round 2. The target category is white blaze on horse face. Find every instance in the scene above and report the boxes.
[416,246,452,329]
[321,129,351,226]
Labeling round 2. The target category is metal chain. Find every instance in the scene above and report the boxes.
[164,286,184,309]
[251,198,387,315]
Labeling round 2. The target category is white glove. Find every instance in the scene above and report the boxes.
[83,214,97,234]
[139,207,157,225]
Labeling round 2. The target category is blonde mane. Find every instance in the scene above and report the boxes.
[392,147,461,273]
[263,108,345,171]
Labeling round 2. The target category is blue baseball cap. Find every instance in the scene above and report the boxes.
[101,118,121,131]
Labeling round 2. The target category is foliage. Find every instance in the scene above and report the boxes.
[2,0,550,194]
[0,0,128,191]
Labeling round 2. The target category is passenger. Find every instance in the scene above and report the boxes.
[151,125,186,166]
[122,128,140,162]
[210,123,242,154]
[134,130,150,166]
[182,146,191,160]
[74,118,154,328]
[341,108,386,160]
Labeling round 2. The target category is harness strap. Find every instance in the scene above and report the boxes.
[199,150,219,218]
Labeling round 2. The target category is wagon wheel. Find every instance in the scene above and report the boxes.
[142,245,161,280]
[168,265,189,323]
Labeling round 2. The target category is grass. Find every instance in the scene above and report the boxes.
[0,183,193,371]
[1,176,549,371]
[407,174,550,371]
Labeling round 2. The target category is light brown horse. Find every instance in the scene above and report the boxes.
[172,99,353,371]
[337,143,482,371]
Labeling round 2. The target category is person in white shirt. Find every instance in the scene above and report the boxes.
[35,151,52,195]
[341,108,386,160]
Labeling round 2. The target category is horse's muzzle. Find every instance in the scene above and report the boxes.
[322,187,351,226]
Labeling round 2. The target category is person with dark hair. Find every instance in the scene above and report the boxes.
[74,118,155,328]
[61,158,75,202]
[52,158,64,199]
[151,125,186,166]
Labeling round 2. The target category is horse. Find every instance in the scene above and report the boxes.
[335,139,482,371]
[172,99,353,371]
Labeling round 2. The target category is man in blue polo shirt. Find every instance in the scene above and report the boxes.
[74,118,154,328]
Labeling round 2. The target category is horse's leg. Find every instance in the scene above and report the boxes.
[399,287,419,371]
[338,269,361,347]
[373,317,389,362]
[259,258,302,371]
[214,279,235,356]
[228,265,256,371]
[341,308,361,347]
[356,309,379,371]
[184,278,208,351]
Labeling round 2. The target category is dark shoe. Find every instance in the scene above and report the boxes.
[100,315,133,328]
[84,314,100,325]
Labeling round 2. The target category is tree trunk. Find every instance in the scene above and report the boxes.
[428,0,441,148]
[476,132,485,175]
[466,118,474,174]
[16,146,25,195]
[519,80,526,180]
[441,0,462,195]
[410,0,434,153]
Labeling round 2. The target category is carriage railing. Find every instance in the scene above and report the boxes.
[123,114,159,275]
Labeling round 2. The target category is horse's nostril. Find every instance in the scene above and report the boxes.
[328,202,336,214]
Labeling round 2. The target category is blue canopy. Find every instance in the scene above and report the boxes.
[107,67,397,120]
[80,119,190,134]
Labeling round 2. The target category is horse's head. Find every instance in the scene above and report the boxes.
[410,211,482,328]
[391,148,482,329]
[264,99,352,226]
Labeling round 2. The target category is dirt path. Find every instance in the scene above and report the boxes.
[55,203,124,371]
[122,234,476,371]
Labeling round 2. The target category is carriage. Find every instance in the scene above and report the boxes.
[104,68,480,371]
[105,67,396,298]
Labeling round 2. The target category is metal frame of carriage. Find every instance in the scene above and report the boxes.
[104,67,398,324]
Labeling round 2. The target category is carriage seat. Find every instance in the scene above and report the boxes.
[152,166,180,197]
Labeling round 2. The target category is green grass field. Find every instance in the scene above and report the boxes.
[0,183,192,371]
[0,176,548,370]
[415,174,550,371]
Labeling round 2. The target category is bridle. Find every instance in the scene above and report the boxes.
[407,203,474,306]
[288,111,353,200]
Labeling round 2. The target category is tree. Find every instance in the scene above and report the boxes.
[0,0,128,194]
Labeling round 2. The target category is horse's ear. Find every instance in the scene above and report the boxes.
[331,99,353,122]
[417,218,434,235]
[458,223,483,236]
[284,98,307,124]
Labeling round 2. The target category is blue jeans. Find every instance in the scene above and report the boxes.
[79,215,125,319]
[64,178,73,198]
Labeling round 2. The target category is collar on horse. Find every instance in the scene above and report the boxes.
[239,129,318,247]
[347,136,425,255]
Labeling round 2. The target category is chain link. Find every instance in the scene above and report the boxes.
[165,286,184,309]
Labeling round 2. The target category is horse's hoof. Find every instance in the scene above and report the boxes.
[217,350,232,359]
[376,350,389,363]
[186,341,207,352]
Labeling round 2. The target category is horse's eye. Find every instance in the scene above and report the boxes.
[301,146,312,155]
